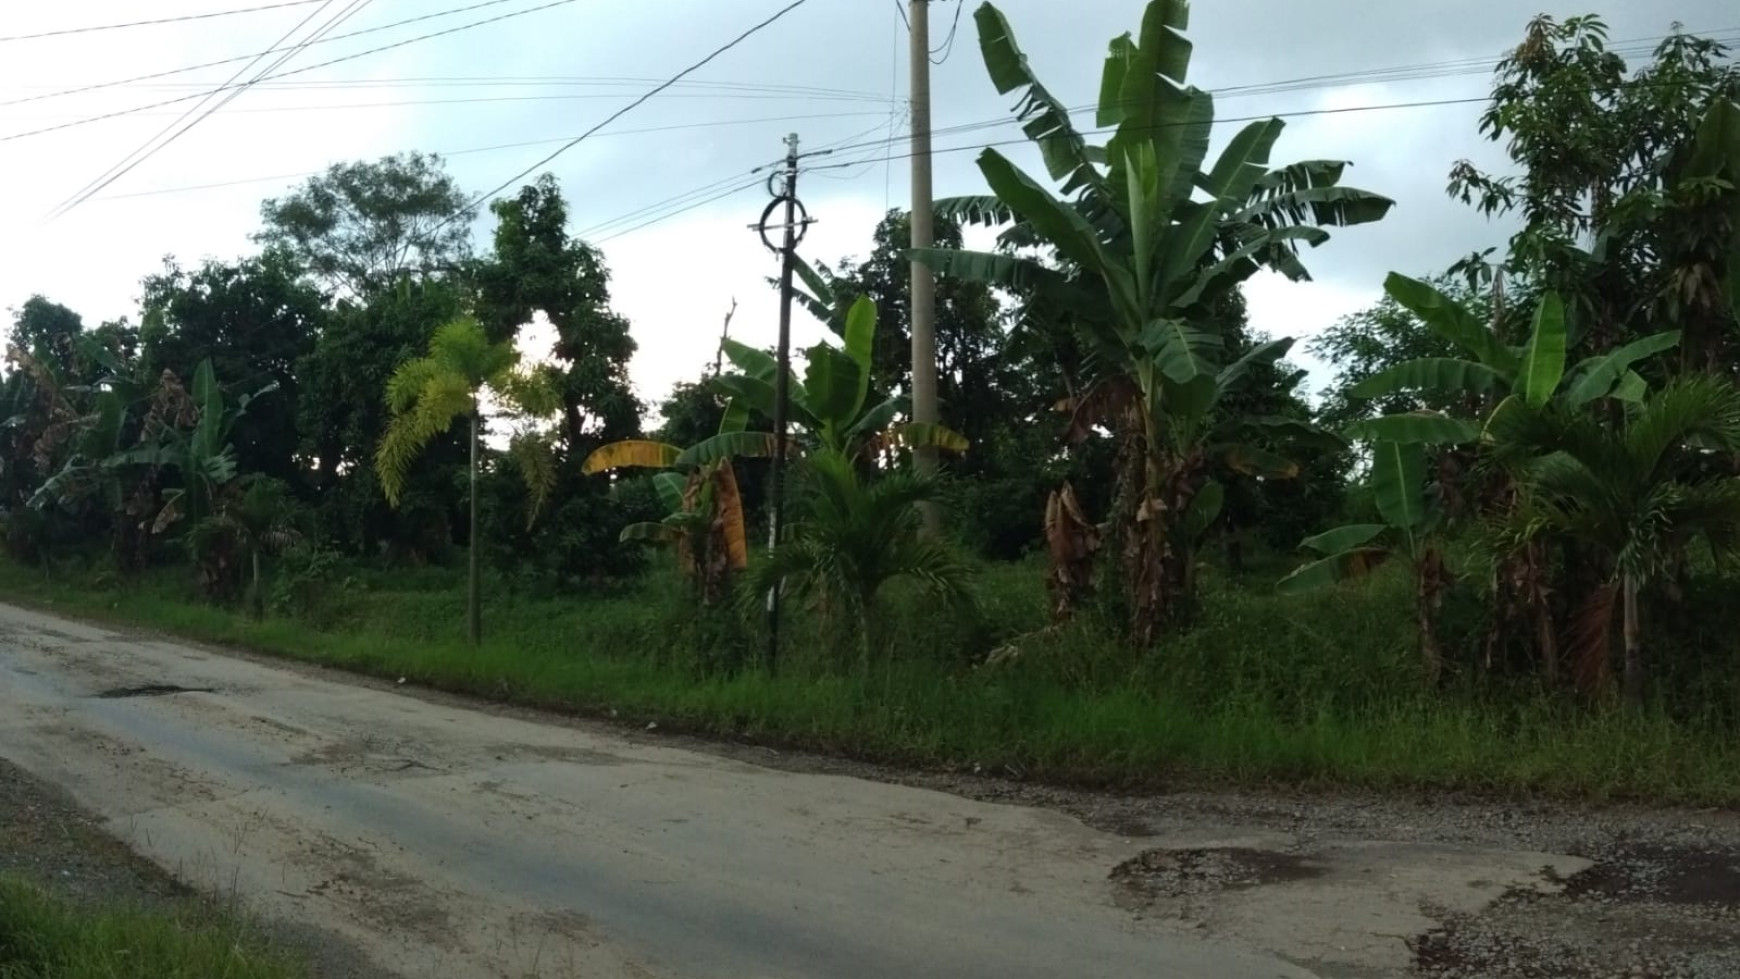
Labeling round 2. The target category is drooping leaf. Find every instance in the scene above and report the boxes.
[976,149,1136,320]
[1142,319,1221,383]
[1244,415,1348,452]
[1370,439,1427,533]
[1564,331,1679,407]
[1350,358,1505,400]
[1217,337,1292,393]
[721,338,779,383]
[652,471,688,513]
[1612,370,1648,403]
[879,422,969,454]
[1516,292,1567,407]
[1383,272,1514,373]
[974,4,1104,195]
[620,522,682,545]
[674,431,796,469]
[1276,548,1392,593]
[1219,443,1298,478]
[1299,523,1388,556]
[908,247,1066,293]
[841,295,876,417]
[1180,479,1224,543]
[717,398,750,434]
[933,195,1018,228]
[1345,412,1480,445]
[581,440,682,475]
[507,433,557,528]
[801,343,864,437]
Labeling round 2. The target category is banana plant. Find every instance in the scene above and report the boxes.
[1278,439,1450,682]
[911,0,1390,644]
[1345,275,1680,446]
[678,296,967,467]
[581,401,754,606]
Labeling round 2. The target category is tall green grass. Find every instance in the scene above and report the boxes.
[0,876,304,979]
[5,554,1740,804]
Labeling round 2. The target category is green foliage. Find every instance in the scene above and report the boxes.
[0,875,307,979]
[255,151,474,296]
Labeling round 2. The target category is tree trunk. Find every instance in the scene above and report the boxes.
[1622,573,1643,707]
[1417,548,1445,685]
[250,548,263,621]
[468,410,482,647]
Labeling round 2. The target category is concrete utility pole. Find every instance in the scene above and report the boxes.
[908,0,941,536]
[756,132,810,672]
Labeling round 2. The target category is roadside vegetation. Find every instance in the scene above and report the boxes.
[4,3,1740,807]
[0,875,305,979]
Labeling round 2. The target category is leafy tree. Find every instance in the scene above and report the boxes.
[471,174,642,448]
[918,0,1389,643]
[139,252,326,488]
[376,318,559,645]
[297,278,465,555]
[1447,17,1740,363]
[256,152,475,296]
[9,297,84,366]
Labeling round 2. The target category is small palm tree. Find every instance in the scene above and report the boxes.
[1491,376,1740,703]
[376,317,558,645]
[745,450,975,667]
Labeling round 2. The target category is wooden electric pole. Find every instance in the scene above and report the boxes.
[908,0,941,535]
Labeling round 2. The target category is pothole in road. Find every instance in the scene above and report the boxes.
[1110,846,1324,900]
[95,684,217,699]
[1563,843,1740,906]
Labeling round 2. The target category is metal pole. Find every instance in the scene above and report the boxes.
[765,133,803,672]
[908,0,941,536]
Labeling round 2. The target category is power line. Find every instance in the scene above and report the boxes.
[930,0,964,65]
[48,0,350,217]
[0,0,582,144]
[0,1,328,43]
[445,0,817,231]
[88,111,893,203]
[54,0,381,217]
[801,93,1501,174]
[583,113,921,243]
[0,0,535,109]
[61,75,895,101]
[595,179,766,243]
[2,89,900,123]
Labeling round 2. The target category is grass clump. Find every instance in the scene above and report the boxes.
[0,875,304,979]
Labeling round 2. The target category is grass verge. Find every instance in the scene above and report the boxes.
[4,556,1739,806]
[0,875,304,979]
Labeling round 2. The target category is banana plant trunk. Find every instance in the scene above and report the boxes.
[468,409,482,647]
[250,548,264,621]
[1416,547,1445,685]
[1124,424,1197,649]
[1622,573,1643,706]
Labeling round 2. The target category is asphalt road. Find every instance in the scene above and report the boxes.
[0,602,1322,979]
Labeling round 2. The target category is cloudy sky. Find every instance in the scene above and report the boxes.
[1,0,1735,406]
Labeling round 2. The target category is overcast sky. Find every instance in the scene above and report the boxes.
[1,0,1735,407]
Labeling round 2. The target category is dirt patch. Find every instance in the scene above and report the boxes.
[1111,847,1324,900]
